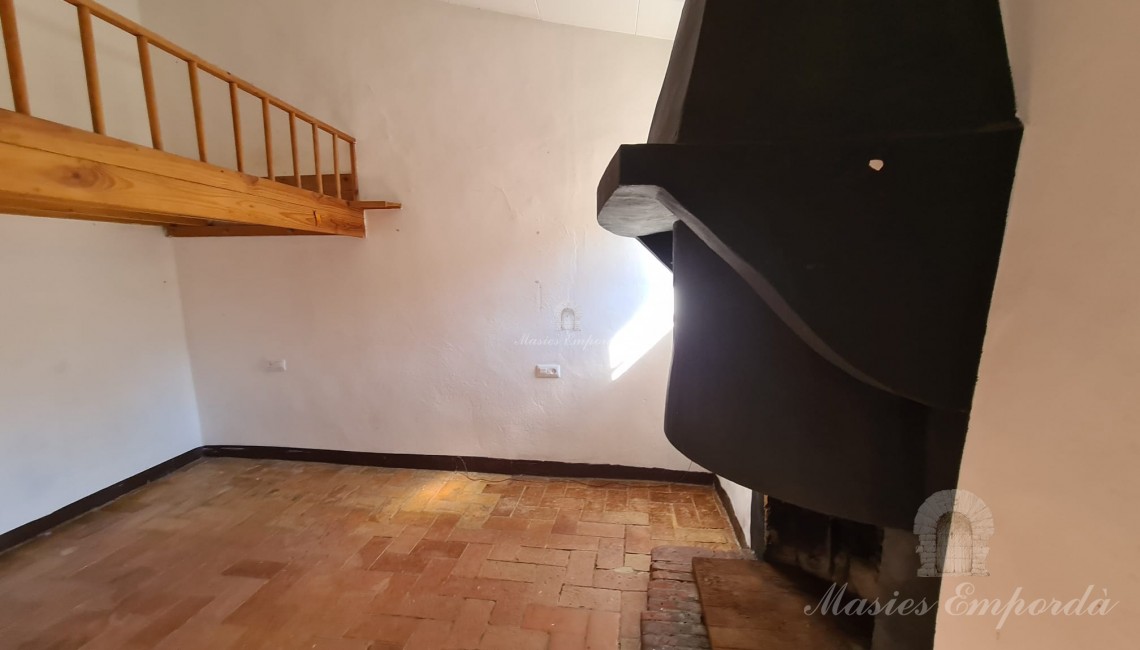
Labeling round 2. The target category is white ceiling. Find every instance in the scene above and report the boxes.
[434,0,685,40]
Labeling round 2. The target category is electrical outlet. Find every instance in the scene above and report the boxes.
[266,359,287,372]
[535,364,561,379]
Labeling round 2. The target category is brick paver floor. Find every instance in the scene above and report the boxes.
[0,458,739,649]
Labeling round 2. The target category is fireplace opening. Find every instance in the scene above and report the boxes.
[685,494,941,650]
[764,497,883,600]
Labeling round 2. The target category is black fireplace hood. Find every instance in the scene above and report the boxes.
[598,0,1022,531]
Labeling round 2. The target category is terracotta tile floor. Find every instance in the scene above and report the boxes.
[0,458,739,649]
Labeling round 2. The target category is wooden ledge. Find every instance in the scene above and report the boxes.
[165,224,336,237]
[349,201,402,210]
[0,109,399,237]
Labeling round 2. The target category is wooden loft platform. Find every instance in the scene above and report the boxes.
[0,0,399,238]
[0,110,392,237]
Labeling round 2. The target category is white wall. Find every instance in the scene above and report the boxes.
[0,0,201,535]
[138,0,693,470]
[718,477,752,547]
[0,218,203,535]
[934,1,1140,647]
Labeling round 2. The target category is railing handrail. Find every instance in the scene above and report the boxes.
[60,0,354,143]
[0,0,29,115]
[0,0,359,202]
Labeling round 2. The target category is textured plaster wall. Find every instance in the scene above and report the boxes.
[138,0,693,470]
[0,0,202,535]
[717,477,752,547]
[934,1,1140,647]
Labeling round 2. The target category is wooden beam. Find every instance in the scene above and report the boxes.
[0,145,364,235]
[0,110,363,216]
[0,109,368,236]
[165,224,335,237]
[5,201,210,227]
[349,201,402,210]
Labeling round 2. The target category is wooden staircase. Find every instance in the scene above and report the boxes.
[0,0,398,237]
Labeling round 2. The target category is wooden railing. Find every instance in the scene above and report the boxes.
[0,0,358,201]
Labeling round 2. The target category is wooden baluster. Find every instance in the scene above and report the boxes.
[77,5,105,134]
[289,111,301,187]
[188,61,207,162]
[261,96,274,180]
[311,122,323,195]
[0,0,29,114]
[136,36,162,149]
[229,82,243,172]
[349,141,358,202]
[332,135,342,199]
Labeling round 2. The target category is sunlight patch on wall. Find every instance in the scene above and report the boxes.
[609,250,675,381]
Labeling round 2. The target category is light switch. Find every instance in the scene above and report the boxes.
[535,364,561,379]
[266,359,287,372]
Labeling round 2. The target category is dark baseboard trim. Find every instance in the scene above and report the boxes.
[1,445,716,555]
[202,445,715,485]
[0,448,204,555]
[714,477,751,549]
